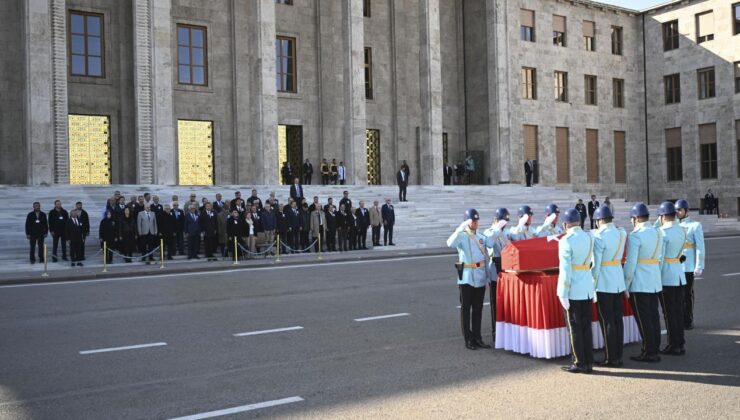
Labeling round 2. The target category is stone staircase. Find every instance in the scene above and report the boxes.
[1,183,737,272]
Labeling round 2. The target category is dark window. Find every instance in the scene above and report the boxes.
[667,147,683,181]
[177,24,207,86]
[553,31,566,46]
[364,47,373,99]
[275,0,293,4]
[363,0,370,17]
[585,75,597,105]
[734,3,740,35]
[553,15,566,46]
[613,78,624,108]
[611,26,623,55]
[555,71,568,102]
[69,11,104,77]
[583,20,595,51]
[663,20,679,51]
[734,61,740,94]
[521,9,535,42]
[700,143,718,178]
[522,67,537,99]
[276,36,297,93]
[521,26,535,42]
[614,131,626,184]
[697,67,715,99]
[664,74,681,104]
[696,11,714,43]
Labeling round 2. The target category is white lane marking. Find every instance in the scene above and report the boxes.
[354,313,410,322]
[705,236,739,241]
[722,272,740,277]
[695,277,703,280]
[233,326,303,337]
[79,342,167,355]
[0,254,453,289]
[456,302,491,308]
[169,396,304,420]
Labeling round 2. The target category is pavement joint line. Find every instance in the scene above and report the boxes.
[354,313,410,322]
[233,326,304,337]
[168,396,304,420]
[79,342,167,355]
[456,302,491,308]
[0,253,454,289]
[721,272,740,277]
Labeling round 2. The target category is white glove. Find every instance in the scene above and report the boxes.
[623,290,630,300]
[559,297,570,311]
[517,214,529,228]
[544,213,557,226]
[694,269,703,277]
[592,294,598,304]
[496,220,508,230]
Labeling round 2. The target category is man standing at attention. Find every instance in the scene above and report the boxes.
[657,202,688,356]
[674,199,704,330]
[587,195,600,230]
[382,198,395,246]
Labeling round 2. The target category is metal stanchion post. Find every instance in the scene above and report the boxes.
[233,237,239,265]
[102,241,108,273]
[317,232,322,260]
[159,238,165,269]
[275,234,281,262]
[42,243,49,277]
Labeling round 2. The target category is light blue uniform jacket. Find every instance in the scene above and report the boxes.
[679,217,705,273]
[508,224,537,242]
[536,222,564,238]
[591,223,627,293]
[447,228,495,288]
[623,222,663,293]
[483,224,509,281]
[659,221,687,286]
[557,227,595,300]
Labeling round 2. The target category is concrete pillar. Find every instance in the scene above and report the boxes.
[343,0,367,185]
[418,0,444,185]
[488,0,511,184]
[133,0,154,184]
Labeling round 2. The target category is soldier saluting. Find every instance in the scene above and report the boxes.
[447,209,495,350]
[557,209,596,374]
[674,199,704,330]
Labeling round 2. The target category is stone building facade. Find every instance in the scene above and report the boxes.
[0,0,738,213]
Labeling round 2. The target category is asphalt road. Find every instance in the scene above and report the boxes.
[0,237,738,419]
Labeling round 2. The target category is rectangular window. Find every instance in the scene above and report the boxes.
[554,71,568,102]
[735,61,740,94]
[664,73,681,104]
[697,67,715,99]
[611,26,623,55]
[276,36,297,93]
[586,129,599,183]
[665,127,682,181]
[69,11,104,77]
[613,78,624,108]
[522,67,537,100]
[523,125,539,162]
[583,20,595,51]
[363,0,371,17]
[699,123,717,179]
[736,120,740,177]
[556,127,570,183]
[553,15,566,46]
[275,0,293,4]
[663,20,679,51]
[614,131,626,184]
[585,75,597,105]
[177,24,207,86]
[364,47,373,99]
[696,11,714,43]
[520,9,535,42]
[734,3,740,35]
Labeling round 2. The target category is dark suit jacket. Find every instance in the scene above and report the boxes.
[199,211,219,237]
[287,208,302,230]
[48,208,69,235]
[289,184,304,202]
[575,203,587,220]
[587,201,600,217]
[382,204,395,225]
[171,209,185,232]
[184,212,201,236]
[396,170,408,186]
[303,163,313,175]
[355,208,370,229]
[325,210,337,230]
[66,219,86,243]
[26,211,49,238]
[444,166,452,177]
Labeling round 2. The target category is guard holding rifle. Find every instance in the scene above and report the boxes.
[447,209,495,350]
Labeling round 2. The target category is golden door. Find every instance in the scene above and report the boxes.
[178,120,214,185]
[68,115,111,185]
[366,129,381,185]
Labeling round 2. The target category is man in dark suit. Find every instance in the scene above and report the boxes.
[524,160,533,187]
[199,202,219,261]
[396,168,408,202]
[229,191,242,211]
[171,202,185,255]
[26,202,48,264]
[286,201,302,252]
[290,178,305,205]
[339,191,352,212]
[382,198,396,246]
[184,205,201,259]
[575,199,587,229]
[281,162,292,185]
[66,210,86,267]
[443,163,453,185]
[587,195,600,230]
[72,202,90,260]
[246,189,263,211]
[212,193,226,213]
[303,159,313,185]
[355,201,370,250]
[48,200,69,262]
[324,204,337,251]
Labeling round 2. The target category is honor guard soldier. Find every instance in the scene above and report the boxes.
[508,205,536,241]
[447,209,495,350]
[657,202,687,355]
[483,207,510,343]
[591,205,627,367]
[675,199,704,329]
[536,203,564,237]
[557,208,596,374]
[624,202,663,363]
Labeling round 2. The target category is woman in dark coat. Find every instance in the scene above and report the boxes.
[226,209,246,260]
[99,210,117,263]
[118,207,137,263]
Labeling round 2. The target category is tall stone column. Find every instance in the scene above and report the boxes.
[24,0,67,185]
[342,0,367,185]
[488,0,511,183]
[418,0,444,185]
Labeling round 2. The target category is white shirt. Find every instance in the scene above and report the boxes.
[338,166,346,180]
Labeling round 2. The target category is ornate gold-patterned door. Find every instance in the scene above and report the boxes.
[278,125,303,181]
[178,120,214,185]
[366,129,380,185]
[68,115,111,185]
[442,132,449,165]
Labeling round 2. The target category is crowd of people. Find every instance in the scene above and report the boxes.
[449,198,705,374]
[24,178,398,266]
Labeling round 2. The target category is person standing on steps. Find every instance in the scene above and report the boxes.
[382,198,395,246]
[396,167,408,202]
[25,202,48,264]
